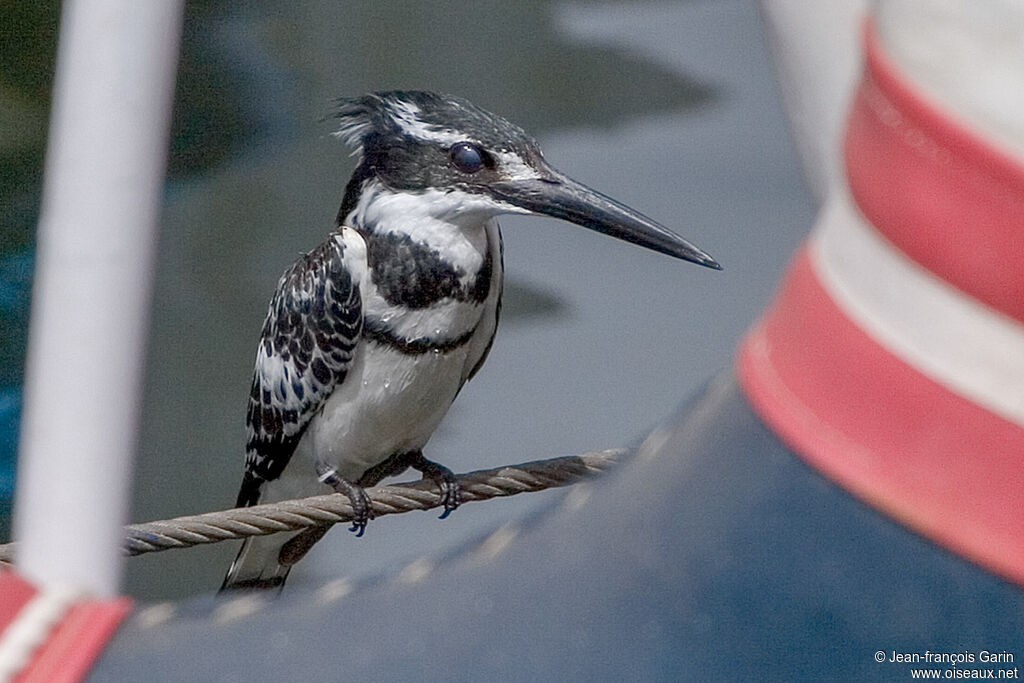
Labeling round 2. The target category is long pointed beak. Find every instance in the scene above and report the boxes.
[487,170,721,270]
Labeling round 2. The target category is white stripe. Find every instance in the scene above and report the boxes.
[494,150,540,181]
[0,584,83,681]
[811,186,1024,428]
[388,99,465,146]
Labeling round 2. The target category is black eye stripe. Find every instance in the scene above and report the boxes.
[449,141,485,174]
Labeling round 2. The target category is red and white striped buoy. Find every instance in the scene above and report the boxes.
[739,16,1024,586]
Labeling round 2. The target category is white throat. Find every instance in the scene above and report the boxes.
[344,180,520,268]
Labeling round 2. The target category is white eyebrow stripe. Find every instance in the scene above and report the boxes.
[388,99,467,146]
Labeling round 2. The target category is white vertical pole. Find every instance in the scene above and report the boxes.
[12,0,184,597]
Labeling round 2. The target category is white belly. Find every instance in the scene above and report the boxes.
[300,339,471,481]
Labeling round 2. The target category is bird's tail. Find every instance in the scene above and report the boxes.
[220,470,327,592]
[220,472,295,592]
[221,532,295,592]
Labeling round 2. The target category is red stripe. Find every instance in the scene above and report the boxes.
[0,570,132,683]
[0,572,38,634]
[846,21,1024,325]
[16,598,132,683]
[737,248,1024,585]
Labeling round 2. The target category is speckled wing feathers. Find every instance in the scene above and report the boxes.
[239,235,361,504]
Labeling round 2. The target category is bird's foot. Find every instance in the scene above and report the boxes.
[317,465,372,536]
[406,452,461,518]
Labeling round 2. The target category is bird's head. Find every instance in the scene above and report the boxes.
[333,90,720,270]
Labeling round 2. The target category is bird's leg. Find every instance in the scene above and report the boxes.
[316,462,372,536]
[277,460,375,566]
[356,451,411,488]
[404,450,461,518]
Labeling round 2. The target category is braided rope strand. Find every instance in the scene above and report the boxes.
[0,449,624,564]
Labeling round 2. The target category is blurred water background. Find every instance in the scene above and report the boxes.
[0,0,813,600]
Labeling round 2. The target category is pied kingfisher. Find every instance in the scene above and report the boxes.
[222,91,720,591]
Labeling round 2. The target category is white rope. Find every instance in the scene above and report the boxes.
[0,449,624,564]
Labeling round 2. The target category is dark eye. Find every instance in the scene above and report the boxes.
[450,142,484,174]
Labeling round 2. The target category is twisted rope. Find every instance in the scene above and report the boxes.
[0,449,624,564]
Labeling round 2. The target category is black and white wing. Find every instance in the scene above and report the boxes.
[236,234,362,507]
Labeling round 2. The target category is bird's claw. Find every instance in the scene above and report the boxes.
[318,465,373,536]
[346,483,372,535]
[403,451,461,519]
[436,471,461,519]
